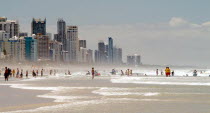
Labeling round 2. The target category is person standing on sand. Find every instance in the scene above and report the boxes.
[12,69,15,77]
[41,69,43,77]
[4,67,9,81]
[130,70,133,76]
[92,67,95,79]
[16,68,20,78]
[36,70,39,76]
[20,69,23,78]
[127,69,130,76]
[26,70,28,78]
[165,67,171,77]
[32,70,36,77]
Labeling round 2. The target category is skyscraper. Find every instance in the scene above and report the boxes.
[36,35,50,60]
[0,17,19,38]
[57,19,66,50]
[31,18,46,35]
[98,41,105,63]
[66,26,79,62]
[108,37,113,64]
[25,37,37,62]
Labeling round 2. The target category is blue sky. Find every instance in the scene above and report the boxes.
[1,0,210,66]
[1,0,210,25]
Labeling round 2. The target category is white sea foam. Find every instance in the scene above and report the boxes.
[92,87,159,96]
[111,77,210,86]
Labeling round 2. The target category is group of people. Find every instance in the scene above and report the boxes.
[120,69,133,76]
[2,67,45,81]
[155,67,174,77]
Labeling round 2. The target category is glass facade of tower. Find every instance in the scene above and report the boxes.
[31,18,46,35]
[25,37,37,61]
[108,37,113,63]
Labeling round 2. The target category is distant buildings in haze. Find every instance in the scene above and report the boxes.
[0,17,142,65]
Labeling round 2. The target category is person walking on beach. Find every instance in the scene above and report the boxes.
[26,70,28,78]
[165,67,171,77]
[4,67,9,81]
[92,67,95,79]
[156,69,159,76]
[12,69,15,77]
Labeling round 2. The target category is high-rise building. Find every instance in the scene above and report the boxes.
[31,18,46,35]
[36,35,50,60]
[94,50,99,63]
[66,26,79,62]
[108,37,113,64]
[17,37,25,61]
[47,33,52,40]
[1,36,25,61]
[98,41,106,63]
[113,47,123,64]
[87,49,93,64]
[25,37,38,62]
[79,40,86,48]
[49,40,63,62]
[57,19,66,42]
[0,17,19,38]
[78,47,87,63]
[127,55,135,65]
[127,54,141,66]
[0,31,10,41]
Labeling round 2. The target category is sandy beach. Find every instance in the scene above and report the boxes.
[0,70,210,113]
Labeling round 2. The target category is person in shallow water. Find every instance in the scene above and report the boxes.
[156,69,159,76]
[92,67,95,79]
[193,70,197,77]
[171,70,175,76]
[165,67,171,77]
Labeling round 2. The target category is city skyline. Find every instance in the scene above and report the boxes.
[1,0,210,66]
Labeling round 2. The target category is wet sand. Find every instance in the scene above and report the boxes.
[1,76,210,113]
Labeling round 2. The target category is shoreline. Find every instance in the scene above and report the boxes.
[1,74,210,113]
[0,77,63,112]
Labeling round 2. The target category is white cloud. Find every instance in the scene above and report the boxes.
[169,17,189,27]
